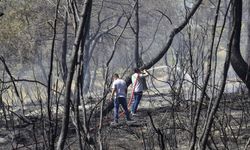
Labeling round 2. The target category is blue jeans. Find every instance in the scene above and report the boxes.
[114,97,130,122]
[131,92,143,113]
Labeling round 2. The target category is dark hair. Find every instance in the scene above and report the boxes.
[134,68,140,73]
[113,73,119,78]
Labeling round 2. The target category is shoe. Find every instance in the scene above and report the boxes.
[131,112,138,117]
[110,121,118,126]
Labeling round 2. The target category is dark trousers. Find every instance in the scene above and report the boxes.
[114,97,130,122]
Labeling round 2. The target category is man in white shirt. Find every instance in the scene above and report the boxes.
[110,73,132,125]
[131,68,149,116]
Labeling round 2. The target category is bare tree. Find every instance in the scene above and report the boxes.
[246,0,250,66]
[61,10,68,82]
[47,0,61,149]
[189,0,222,149]
[230,0,250,90]
[56,0,92,149]
[198,1,234,149]
[134,0,140,68]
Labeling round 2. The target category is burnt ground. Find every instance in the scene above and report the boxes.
[100,104,195,150]
[102,107,175,150]
[1,93,250,149]
[0,101,181,150]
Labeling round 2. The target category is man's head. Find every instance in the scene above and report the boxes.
[112,73,119,80]
[134,68,140,73]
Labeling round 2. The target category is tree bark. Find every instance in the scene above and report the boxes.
[56,0,92,149]
[134,0,140,68]
[230,0,250,90]
[61,10,68,82]
[246,0,250,66]
[141,0,203,70]
[47,1,61,149]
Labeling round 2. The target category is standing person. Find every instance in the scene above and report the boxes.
[130,68,149,116]
[110,73,132,126]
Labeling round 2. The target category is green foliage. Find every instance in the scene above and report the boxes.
[0,0,55,64]
[0,1,31,62]
[0,0,36,38]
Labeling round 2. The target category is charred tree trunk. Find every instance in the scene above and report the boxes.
[56,0,92,149]
[246,0,250,66]
[47,1,61,149]
[135,0,140,68]
[230,0,250,90]
[61,11,68,83]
